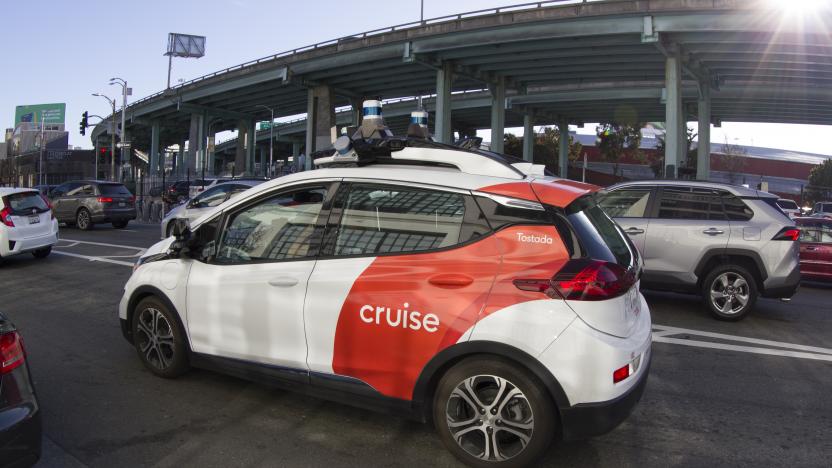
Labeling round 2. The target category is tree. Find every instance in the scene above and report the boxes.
[716,138,748,185]
[503,133,523,159]
[503,127,583,175]
[654,127,698,178]
[806,159,832,204]
[596,122,643,180]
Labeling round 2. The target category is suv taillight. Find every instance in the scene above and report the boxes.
[514,259,636,301]
[0,206,14,227]
[0,331,25,374]
[772,227,800,241]
[98,197,114,203]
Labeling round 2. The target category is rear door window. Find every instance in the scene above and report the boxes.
[328,183,487,256]
[657,187,725,220]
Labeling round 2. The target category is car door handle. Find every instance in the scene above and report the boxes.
[428,274,474,288]
[268,277,299,287]
[805,246,817,251]
[624,227,645,235]
[702,228,725,235]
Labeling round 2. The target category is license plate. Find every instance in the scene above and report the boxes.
[119,202,126,207]
[28,215,40,224]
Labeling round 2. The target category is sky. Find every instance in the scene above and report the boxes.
[1,0,830,156]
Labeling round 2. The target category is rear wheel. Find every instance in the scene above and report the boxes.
[76,208,93,230]
[32,247,51,258]
[433,357,556,468]
[112,220,129,229]
[702,264,758,321]
[132,297,189,378]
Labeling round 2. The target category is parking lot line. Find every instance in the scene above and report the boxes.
[58,238,147,252]
[51,250,136,267]
[653,324,832,355]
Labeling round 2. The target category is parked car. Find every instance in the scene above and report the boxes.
[796,217,832,282]
[0,311,41,466]
[160,180,263,238]
[776,198,801,219]
[0,188,59,262]
[120,138,651,467]
[163,179,212,205]
[32,185,56,197]
[186,177,270,200]
[49,180,136,230]
[813,201,832,218]
[599,181,800,321]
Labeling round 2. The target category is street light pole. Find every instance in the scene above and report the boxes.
[256,105,275,178]
[110,78,129,181]
[39,117,45,186]
[92,93,117,181]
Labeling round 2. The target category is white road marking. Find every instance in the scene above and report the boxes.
[653,324,832,362]
[59,238,146,252]
[52,250,136,267]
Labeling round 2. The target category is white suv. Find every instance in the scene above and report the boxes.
[119,138,651,466]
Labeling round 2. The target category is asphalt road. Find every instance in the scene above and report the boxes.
[1,222,830,467]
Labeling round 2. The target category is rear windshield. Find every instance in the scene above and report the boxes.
[5,191,49,214]
[819,203,832,212]
[777,199,798,210]
[98,184,132,196]
[566,197,634,267]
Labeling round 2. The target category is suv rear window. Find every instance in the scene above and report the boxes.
[98,184,132,196]
[4,192,49,214]
[777,199,798,210]
[567,197,633,267]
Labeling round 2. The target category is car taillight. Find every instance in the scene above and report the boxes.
[98,197,114,203]
[0,206,14,227]
[0,331,25,374]
[773,227,800,241]
[612,364,630,383]
[513,259,636,301]
[40,194,55,219]
[128,196,136,203]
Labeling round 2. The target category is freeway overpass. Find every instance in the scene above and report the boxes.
[91,0,832,181]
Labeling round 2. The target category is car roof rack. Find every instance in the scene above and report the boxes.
[314,136,526,180]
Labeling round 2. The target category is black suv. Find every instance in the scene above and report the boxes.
[49,180,136,230]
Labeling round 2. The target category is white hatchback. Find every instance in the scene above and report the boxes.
[0,188,59,262]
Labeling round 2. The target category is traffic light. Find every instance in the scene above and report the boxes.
[80,111,88,136]
[100,147,108,161]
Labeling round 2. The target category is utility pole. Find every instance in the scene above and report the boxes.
[93,93,118,180]
[110,78,130,181]
[39,117,45,186]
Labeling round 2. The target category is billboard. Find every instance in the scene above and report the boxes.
[14,103,66,126]
[166,33,206,58]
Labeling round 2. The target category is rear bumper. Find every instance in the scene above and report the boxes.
[0,404,41,467]
[762,262,801,298]
[0,228,58,257]
[92,209,136,223]
[560,351,650,440]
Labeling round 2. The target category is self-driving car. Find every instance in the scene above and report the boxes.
[119,111,651,467]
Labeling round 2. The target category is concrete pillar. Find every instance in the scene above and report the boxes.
[350,98,362,127]
[522,113,534,163]
[292,142,301,157]
[149,120,160,177]
[187,113,201,178]
[259,146,267,177]
[489,76,506,154]
[697,83,711,181]
[558,118,570,179]
[206,128,216,177]
[664,53,683,179]
[246,120,257,175]
[435,62,453,144]
[305,85,336,171]
[176,138,185,179]
[235,120,247,176]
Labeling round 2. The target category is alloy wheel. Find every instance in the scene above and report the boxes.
[710,272,750,315]
[135,307,175,370]
[77,210,90,230]
[445,375,534,462]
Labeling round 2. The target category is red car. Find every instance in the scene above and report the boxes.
[796,218,832,282]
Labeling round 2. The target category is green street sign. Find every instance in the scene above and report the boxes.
[258,121,271,130]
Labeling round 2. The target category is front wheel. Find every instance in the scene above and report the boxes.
[433,357,556,467]
[702,264,758,321]
[32,247,51,258]
[76,208,93,231]
[132,297,190,378]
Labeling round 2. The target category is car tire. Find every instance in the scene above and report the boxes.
[112,220,129,229]
[702,264,758,321]
[32,247,51,259]
[131,297,190,378]
[76,208,93,231]
[433,356,556,468]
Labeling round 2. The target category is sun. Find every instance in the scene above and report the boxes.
[766,0,829,14]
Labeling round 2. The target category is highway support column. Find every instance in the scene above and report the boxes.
[187,113,202,179]
[235,120,247,176]
[149,120,160,177]
[176,138,185,179]
[697,82,711,181]
[558,118,569,179]
[490,76,506,154]
[664,53,683,179]
[522,113,534,163]
[305,85,336,171]
[435,62,453,144]
[246,120,256,176]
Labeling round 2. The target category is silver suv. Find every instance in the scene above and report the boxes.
[599,181,800,320]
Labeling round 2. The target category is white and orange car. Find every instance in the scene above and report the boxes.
[119,137,651,466]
